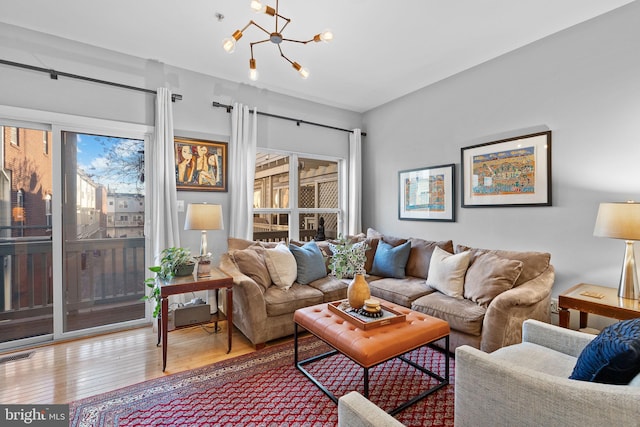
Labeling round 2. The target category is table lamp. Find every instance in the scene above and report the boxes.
[184,203,224,275]
[593,201,640,299]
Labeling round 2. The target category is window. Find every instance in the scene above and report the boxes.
[9,127,18,146]
[253,151,342,242]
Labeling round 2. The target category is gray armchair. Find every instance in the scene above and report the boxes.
[455,319,640,427]
[338,391,404,427]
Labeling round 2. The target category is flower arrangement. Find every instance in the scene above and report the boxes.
[328,236,369,279]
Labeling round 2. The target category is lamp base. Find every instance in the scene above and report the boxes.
[197,260,211,277]
[618,240,640,300]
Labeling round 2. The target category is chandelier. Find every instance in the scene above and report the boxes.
[222,0,333,81]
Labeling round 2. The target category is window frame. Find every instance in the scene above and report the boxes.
[253,149,345,242]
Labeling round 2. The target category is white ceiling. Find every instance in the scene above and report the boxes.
[0,0,635,113]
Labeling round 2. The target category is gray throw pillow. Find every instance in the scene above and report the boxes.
[370,240,411,278]
[289,241,327,285]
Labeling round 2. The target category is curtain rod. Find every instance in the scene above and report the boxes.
[211,101,366,136]
[0,59,183,102]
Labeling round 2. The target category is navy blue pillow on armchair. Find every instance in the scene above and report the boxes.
[569,318,640,384]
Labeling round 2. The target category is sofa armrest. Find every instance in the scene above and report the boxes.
[522,319,595,357]
[480,265,554,352]
[338,391,405,427]
[455,345,640,427]
[219,254,268,345]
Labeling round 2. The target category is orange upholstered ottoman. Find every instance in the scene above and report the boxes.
[293,300,450,415]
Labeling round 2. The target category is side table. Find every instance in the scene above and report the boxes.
[157,267,233,371]
[558,283,640,329]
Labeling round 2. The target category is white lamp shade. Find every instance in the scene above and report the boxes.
[184,203,224,231]
[594,202,640,240]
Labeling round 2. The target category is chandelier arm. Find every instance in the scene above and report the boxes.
[250,39,271,59]
[277,17,291,34]
[277,45,294,66]
[272,0,293,34]
[246,20,271,36]
[281,38,314,45]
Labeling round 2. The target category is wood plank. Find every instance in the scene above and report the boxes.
[0,321,285,404]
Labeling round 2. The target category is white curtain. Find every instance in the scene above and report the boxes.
[229,103,257,239]
[348,128,362,235]
[148,87,180,263]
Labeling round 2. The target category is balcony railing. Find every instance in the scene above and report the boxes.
[0,238,53,342]
[0,236,146,343]
[64,237,146,315]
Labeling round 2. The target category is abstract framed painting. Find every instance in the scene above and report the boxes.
[174,137,228,192]
[398,163,455,222]
[461,131,551,207]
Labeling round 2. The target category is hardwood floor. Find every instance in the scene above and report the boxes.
[0,320,266,404]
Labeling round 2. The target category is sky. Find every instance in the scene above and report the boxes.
[75,133,145,195]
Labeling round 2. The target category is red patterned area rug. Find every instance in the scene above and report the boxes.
[69,336,454,426]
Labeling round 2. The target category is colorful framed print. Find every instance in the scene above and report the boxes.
[461,131,551,207]
[174,137,227,192]
[398,163,456,222]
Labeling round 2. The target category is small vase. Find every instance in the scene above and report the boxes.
[348,274,370,309]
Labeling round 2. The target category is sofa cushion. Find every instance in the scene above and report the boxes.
[412,292,485,336]
[289,241,327,285]
[368,276,434,307]
[405,238,454,279]
[426,247,471,299]
[364,238,379,274]
[264,283,324,317]
[263,244,297,290]
[570,318,640,384]
[456,244,550,286]
[370,240,411,278]
[229,246,271,291]
[491,342,577,378]
[306,275,349,303]
[463,252,524,307]
[227,237,257,251]
[366,227,407,247]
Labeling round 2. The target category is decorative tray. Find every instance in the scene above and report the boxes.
[327,300,406,330]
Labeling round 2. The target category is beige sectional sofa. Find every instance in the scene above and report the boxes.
[219,228,554,352]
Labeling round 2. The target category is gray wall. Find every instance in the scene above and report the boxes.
[0,23,361,259]
[362,1,640,299]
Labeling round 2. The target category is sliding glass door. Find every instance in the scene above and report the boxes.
[0,125,54,343]
[61,131,146,332]
[0,113,150,349]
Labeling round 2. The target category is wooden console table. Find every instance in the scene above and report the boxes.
[558,283,640,329]
[157,267,233,371]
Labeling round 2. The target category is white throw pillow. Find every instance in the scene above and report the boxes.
[263,244,297,290]
[426,246,471,298]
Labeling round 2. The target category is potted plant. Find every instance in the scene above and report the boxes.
[142,247,195,317]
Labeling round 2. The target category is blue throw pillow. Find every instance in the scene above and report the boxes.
[289,241,327,285]
[569,318,640,384]
[370,240,411,278]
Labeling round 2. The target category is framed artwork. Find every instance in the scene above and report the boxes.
[461,131,551,207]
[398,163,456,222]
[174,137,227,192]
